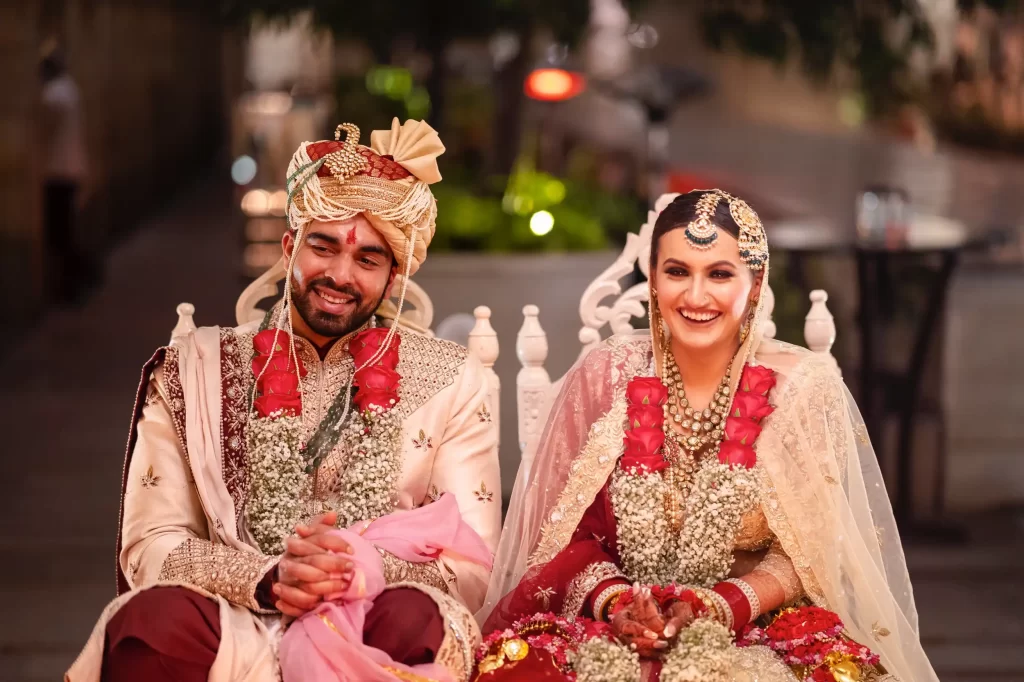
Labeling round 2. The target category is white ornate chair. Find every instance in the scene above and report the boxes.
[171,258,501,432]
[514,196,837,455]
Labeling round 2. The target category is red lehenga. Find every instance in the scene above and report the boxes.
[474,329,938,682]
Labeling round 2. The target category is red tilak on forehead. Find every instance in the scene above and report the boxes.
[346,226,357,244]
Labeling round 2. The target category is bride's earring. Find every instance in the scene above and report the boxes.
[739,303,755,342]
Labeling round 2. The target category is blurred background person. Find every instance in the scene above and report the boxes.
[38,38,98,305]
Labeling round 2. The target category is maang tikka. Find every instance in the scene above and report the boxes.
[683,190,769,271]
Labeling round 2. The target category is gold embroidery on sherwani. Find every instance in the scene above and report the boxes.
[220,328,255,520]
[140,465,161,489]
[478,404,492,423]
[390,582,480,682]
[413,429,434,449]
[300,325,466,506]
[391,331,467,420]
[158,537,278,613]
[474,482,494,503]
[161,347,188,455]
[377,548,449,593]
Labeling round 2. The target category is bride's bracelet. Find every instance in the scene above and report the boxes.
[594,584,631,621]
[692,587,734,630]
[711,578,760,630]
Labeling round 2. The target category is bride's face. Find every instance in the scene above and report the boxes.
[653,227,762,354]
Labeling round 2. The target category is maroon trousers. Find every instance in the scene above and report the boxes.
[100,587,445,682]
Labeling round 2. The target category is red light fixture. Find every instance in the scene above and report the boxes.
[524,68,586,102]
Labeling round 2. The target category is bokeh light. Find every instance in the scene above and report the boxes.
[241,189,270,216]
[530,210,555,236]
[231,155,258,185]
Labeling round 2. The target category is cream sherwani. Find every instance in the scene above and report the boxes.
[67,319,500,682]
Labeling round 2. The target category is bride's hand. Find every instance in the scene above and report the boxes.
[609,588,668,658]
[661,599,697,640]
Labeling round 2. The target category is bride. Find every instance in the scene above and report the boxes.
[474,190,937,682]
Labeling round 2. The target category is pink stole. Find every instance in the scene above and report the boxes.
[278,494,493,682]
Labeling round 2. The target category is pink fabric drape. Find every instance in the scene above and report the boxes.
[279,494,492,682]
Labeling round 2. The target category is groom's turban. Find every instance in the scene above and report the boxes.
[286,118,444,275]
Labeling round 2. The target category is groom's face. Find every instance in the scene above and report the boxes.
[282,216,396,344]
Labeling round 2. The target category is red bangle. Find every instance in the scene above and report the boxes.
[712,581,751,630]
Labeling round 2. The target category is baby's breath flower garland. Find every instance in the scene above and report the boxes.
[570,637,641,682]
[246,325,404,554]
[610,365,775,587]
[661,618,735,682]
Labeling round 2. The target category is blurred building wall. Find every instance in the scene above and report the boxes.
[0,1,243,328]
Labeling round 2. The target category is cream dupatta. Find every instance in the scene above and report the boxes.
[480,195,938,681]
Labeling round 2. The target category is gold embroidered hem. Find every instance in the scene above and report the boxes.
[158,538,279,613]
[389,581,481,682]
[377,548,450,593]
[530,401,627,567]
[561,561,625,621]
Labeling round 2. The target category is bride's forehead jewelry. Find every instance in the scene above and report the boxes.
[683,189,768,271]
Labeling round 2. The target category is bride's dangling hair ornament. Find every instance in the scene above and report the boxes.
[683,190,769,271]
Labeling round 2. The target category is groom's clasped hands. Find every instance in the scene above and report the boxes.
[272,511,355,617]
[608,584,698,657]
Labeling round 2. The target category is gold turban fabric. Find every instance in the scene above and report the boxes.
[286,118,445,275]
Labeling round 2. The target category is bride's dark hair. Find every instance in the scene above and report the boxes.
[649,190,743,272]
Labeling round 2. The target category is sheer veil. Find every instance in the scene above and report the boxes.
[479,193,937,681]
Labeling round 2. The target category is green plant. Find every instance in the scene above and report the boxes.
[429,169,644,253]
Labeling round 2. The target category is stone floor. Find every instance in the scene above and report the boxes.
[0,179,1021,681]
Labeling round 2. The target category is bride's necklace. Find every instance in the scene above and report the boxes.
[663,351,731,456]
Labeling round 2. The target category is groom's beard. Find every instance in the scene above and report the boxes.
[291,278,384,339]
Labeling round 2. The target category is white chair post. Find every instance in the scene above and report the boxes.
[804,289,839,371]
[761,284,777,340]
[516,305,552,453]
[172,303,197,342]
[467,306,501,437]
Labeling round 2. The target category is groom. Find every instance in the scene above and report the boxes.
[68,119,500,682]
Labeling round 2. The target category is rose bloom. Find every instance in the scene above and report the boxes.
[354,365,401,393]
[253,329,293,355]
[252,352,307,378]
[620,427,668,473]
[725,417,762,445]
[627,404,665,430]
[258,370,299,396]
[626,377,669,407]
[254,393,303,418]
[740,365,776,395]
[350,327,401,369]
[717,439,756,469]
[730,391,774,420]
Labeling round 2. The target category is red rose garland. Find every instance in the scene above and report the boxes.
[619,364,776,474]
[620,376,669,474]
[251,329,306,418]
[349,327,402,413]
[717,364,777,470]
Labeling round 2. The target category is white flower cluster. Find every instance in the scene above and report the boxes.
[610,456,759,586]
[661,618,734,682]
[609,467,677,585]
[570,638,640,682]
[330,405,403,529]
[246,414,308,554]
[675,461,759,587]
